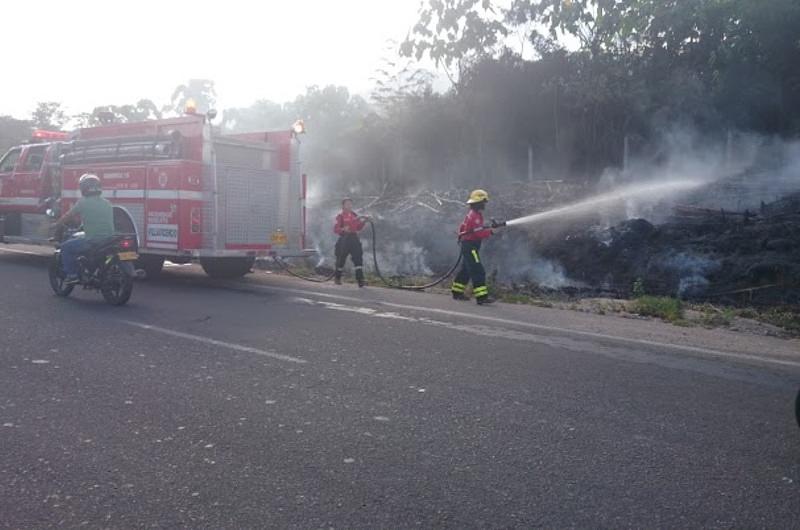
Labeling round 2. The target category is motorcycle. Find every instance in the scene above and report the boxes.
[48,223,138,306]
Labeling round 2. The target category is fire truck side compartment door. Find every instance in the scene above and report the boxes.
[16,145,48,200]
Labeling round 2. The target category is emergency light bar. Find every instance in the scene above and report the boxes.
[32,129,69,140]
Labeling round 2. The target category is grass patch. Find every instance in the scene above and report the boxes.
[631,296,684,323]
[750,308,800,335]
[695,304,735,328]
[498,292,554,308]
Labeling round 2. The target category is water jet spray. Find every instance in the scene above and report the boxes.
[503,179,704,228]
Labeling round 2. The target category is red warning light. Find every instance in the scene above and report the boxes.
[32,130,69,141]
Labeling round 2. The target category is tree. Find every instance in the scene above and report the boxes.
[0,116,33,153]
[400,0,508,85]
[221,100,291,133]
[171,79,217,114]
[31,102,67,130]
[73,99,163,127]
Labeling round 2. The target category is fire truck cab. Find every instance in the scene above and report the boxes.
[0,114,310,278]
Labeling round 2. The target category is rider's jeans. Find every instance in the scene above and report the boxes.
[61,237,90,277]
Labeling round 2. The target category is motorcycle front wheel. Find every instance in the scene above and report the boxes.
[48,254,75,297]
[101,261,134,306]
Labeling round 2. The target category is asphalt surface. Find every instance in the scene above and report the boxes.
[1,248,799,529]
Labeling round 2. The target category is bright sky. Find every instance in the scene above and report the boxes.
[0,0,427,119]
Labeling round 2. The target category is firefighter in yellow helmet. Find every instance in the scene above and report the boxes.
[451,189,495,305]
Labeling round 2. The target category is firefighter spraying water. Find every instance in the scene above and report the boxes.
[451,189,496,305]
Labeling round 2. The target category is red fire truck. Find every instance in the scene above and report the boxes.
[0,112,310,278]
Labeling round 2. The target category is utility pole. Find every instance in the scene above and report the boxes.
[528,143,534,183]
[623,134,630,176]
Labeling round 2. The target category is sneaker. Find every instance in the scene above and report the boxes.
[476,296,496,305]
[452,292,469,301]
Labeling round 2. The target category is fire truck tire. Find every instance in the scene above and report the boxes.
[136,255,165,279]
[200,257,255,279]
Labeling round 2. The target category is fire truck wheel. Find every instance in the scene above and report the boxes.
[136,255,165,279]
[200,257,255,279]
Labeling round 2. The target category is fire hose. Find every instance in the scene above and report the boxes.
[272,218,506,291]
[366,219,461,291]
[271,257,336,283]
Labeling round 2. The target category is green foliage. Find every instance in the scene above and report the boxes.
[0,116,32,153]
[31,102,67,130]
[404,0,800,138]
[750,308,800,336]
[632,278,646,298]
[74,99,162,127]
[698,306,735,328]
[401,0,508,79]
[171,79,217,114]
[631,296,683,322]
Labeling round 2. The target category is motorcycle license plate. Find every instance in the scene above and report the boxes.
[118,252,138,261]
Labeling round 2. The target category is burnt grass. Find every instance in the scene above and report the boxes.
[487,193,800,335]
[530,197,800,308]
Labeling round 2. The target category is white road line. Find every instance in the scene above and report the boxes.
[123,321,307,364]
[0,247,44,256]
[251,283,800,369]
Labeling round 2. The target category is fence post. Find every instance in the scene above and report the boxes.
[528,143,534,183]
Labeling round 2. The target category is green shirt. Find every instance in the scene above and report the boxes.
[72,196,115,240]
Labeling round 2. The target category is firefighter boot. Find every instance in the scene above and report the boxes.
[355,266,366,288]
[474,285,494,305]
[451,281,468,300]
[334,270,343,285]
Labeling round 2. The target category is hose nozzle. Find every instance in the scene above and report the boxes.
[490,218,507,229]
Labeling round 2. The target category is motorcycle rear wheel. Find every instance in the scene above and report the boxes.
[101,262,134,306]
[48,255,75,297]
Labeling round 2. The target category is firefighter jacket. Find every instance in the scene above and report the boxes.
[458,209,492,242]
[334,210,366,236]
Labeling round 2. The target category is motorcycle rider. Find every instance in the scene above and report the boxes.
[52,174,115,284]
[333,198,370,287]
[451,189,495,305]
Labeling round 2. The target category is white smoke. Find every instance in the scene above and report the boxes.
[661,253,721,297]
[371,241,433,277]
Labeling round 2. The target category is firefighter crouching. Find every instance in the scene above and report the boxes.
[334,198,370,287]
[452,189,495,305]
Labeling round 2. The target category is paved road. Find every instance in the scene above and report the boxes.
[1,248,799,529]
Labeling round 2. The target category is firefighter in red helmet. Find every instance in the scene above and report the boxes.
[334,198,370,287]
[451,189,495,305]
